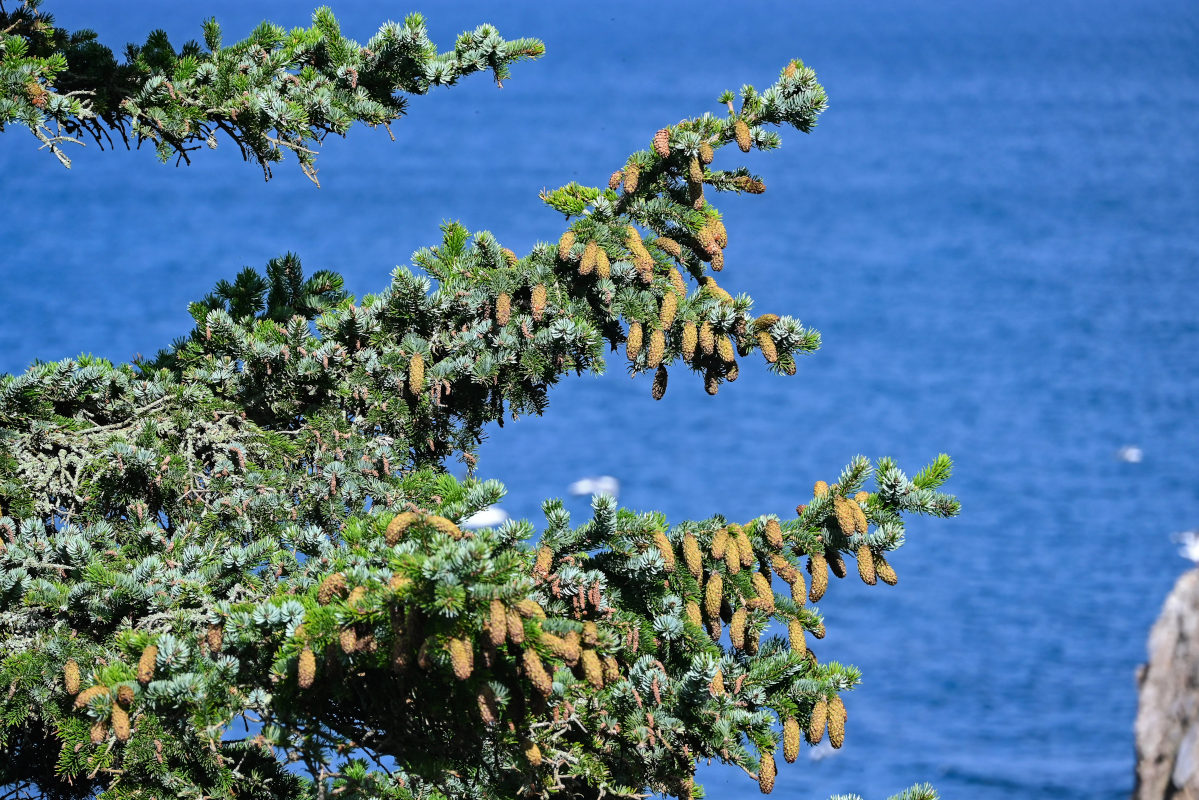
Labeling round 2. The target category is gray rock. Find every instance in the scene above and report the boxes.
[1135,569,1199,799]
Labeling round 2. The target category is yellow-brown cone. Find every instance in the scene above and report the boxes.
[384,513,418,546]
[658,237,684,259]
[784,717,801,763]
[735,527,755,567]
[63,660,80,695]
[855,490,869,503]
[531,284,547,322]
[734,119,752,152]
[812,620,827,639]
[558,230,576,261]
[685,600,703,628]
[826,546,847,579]
[653,127,671,158]
[857,543,877,585]
[116,685,134,708]
[627,322,643,362]
[832,495,857,537]
[523,738,543,767]
[704,572,723,621]
[754,313,780,330]
[90,720,107,744]
[581,649,604,689]
[652,529,676,570]
[752,572,775,612]
[710,667,725,696]
[449,637,473,680]
[688,156,704,186]
[759,749,776,794]
[704,276,734,304]
[764,519,784,550]
[603,656,621,682]
[533,545,554,579]
[713,218,728,248]
[730,607,747,650]
[828,694,847,748]
[137,645,157,685]
[683,533,703,580]
[682,321,698,361]
[757,331,778,363]
[705,369,721,395]
[608,170,623,191]
[582,621,599,646]
[580,240,597,276]
[523,649,553,697]
[875,553,898,585]
[507,610,526,644]
[516,599,546,619]
[489,599,507,646]
[502,247,518,267]
[660,292,679,330]
[813,480,830,497]
[111,704,131,741]
[790,570,807,605]
[788,619,807,656]
[717,336,736,364]
[652,365,668,400]
[298,647,316,688]
[807,696,827,744]
[699,321,715,356]
[346,586,366,611]
[770,553,797,584]
[596,247,611,279]
[808,553,828,602]
[408,353,425,395]
[496,292,512,325]
[723,536,741,574]
[206,623,223,653]
[624,163,640,194]
[477,684,499,725]
[339,626,358,654]
[647,329,666,368]
[426,514,464,540]
[851,498,869,534]
[699,141,714,164]
[74,685,109,710]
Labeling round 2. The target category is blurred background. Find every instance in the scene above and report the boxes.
[2,1,1197,797]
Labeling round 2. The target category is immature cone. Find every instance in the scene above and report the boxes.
[713,218,728,249]
[426,514,463,540]
[74,685,109,710]
[781,355,797,376]
[770,553,797,584]
[812,620,827,639]
[652,528,676,570]
[523,738,543,767]
[408,353,425,395]
[729,607,747,650]
[752,572,775,612]
[757,331,778,363]
[339,626,358,654]
[626,322,643,362]
[759,750,776,794]
[116,685,134,708]
[787,619,807,656]
[764,518,784,550]
[833,495,857,537]
[507,610,526,644]
[647,329,666,368]
[449,638,473,680]
[477,684,500,725]
[734,119,752,152]
[600,656,619,682]
[580,240,597,276]
[688,156,704,186]
[807,696,828,744]
[790,570,808,605]
[685,600,704,628]
[502,247,518,267]
[705,370,721,396]
[384,513,418,546]
[704,572,723,621]
[682,533,703,580]
[111,704,131,742]
[652,365,668,400]
[717,335,736,364]
[137,645,157,685]
[608,170,623,190]
[851,497,869,534]
[523,649,553,697]
[531,284,547,322]
[875,553,899,585]
[813,480,830,497]
[581,649,604,689]
[63,660,80,695]
[826,546,847,579]
[596,247,611,279]
[783,717,801,763]
[346,586,366,610]
[723,536,741,574]
[582,621,599,646]
[516,599,546,619]
[699,140,714,164]
[659,291,679,330]
[857,543,877,585]
[658,237,683,259]
[298,647,316,688]
[682,321,698,361]
[689,180,704,209]
[206,623,223,653]
[496,292,512,325]
[699,322,715,355]
[735,527,755,567]
[490,600,508,646]
[558,229,576,261]
[828,694,847,748]
[736,176,766,193]
[653,127,671,157]
[808,553,828,602]
[533,544,554,579]
[704,276,734,304]
[624,162,640,193]
[709,667,725,696]
[855,490,869,503]
[755,313,780,330]
[90,720,107,745]
[562,632,582,665]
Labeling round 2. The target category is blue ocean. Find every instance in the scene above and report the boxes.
[3,1,1197,797]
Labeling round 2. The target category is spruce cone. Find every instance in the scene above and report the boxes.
[875,553,898,585]
[757,331,778,363]
[723,536,741,574]
[833,495,857,537]
[580,240,597,276]
[812,620,827,639]
[507,610,526,644]
[581,649,604,688]
[737,176,766,194]
[755,313,780,330]
[90,720,107,744]
[206,623,223,653]
[531,284,547,322]
[734,119,752,152]
[496,292,512,325]
[652,365,668,400]
[137,645,157,685]
[74,685,109,710]
[558,230,576,261]
[699,141,714,164]
[626,322,643,362]
[384,513,419,546]
[652,528,676,570]
[707,615,723,641]
[764,518,784,550]
[711,249,724,272]
[426,514,463,540]
[523,649,553,697]
[339,626,358,654]
[791,571,807,604]
[660,291,679,330]
[730,607,747,650]
[851,498,869,533]
[751,572,775,612]
[564,631,582,665]
[759,749,776,794]
[783,717,801,763]
[490,600,508,646]
[813,480,830,497]
[449,637,473,680]
[647,329,666,368]
[682,321,698,361]
[346,586,366,610]
[856,543,877,585]
[808,553,828,602]
[669,266,688,296]
[298,647,316,688]
[116,685,134,708]
[596,247,611,279]
[828,695,847,748]
[624,163,640,194]
[653,127,671,158]
[63,660,80,695]
[688,156,704,186]
[523,738,543,767]
[709,667,725,696]
[582,621,599,646]
[408,353,425,395]
[502,247,518,267]
[685,600,704,628]
[703,276,734,304]
[788,619,807,655]
[735,526,755,567]
[782,356,798,376]
[826,546,847,579]
[112,704,131,741]
[516,599,546,619]
[713,219,728,249]
[477,684,500,725]
[717,335,736,364]
[770,553,797,583]
[658,237,683,259]
[855,490,870,503]
[704,573,723,621]
[682,533,703,580]
[699,322,715,355]
[746,625,761,654]
[807,696,828,744]
[533,545,554,579]
[689,180,704,209]
[705,369,721,395]
[608,170,623,190]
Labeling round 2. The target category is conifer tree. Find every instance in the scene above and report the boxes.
[0,4,958,799]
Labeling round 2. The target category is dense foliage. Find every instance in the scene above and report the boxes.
[0,5,958,799]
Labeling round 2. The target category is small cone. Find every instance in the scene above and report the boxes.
[533,545,554,579]
[854,490,869,503]
[523,738,543,767]
[63,660,80,695]
[851,499,869,534]
[699,322,715,355]
[116,685,134,708]
[627,322,643,362]
[407,353,425,395]
[699,141,714,164]
[709,667,725,696]
[735,527,755,567]
[496,292,511,325]
[523,649,553,697]
[602,656,621,682]
[624,163,640,194]
[703,276,734,304]
[298,647,316,688]
[717,335,736,364]
[658,237,684,259]
[875,553,898,585]
[651,365,668,400]
[826,547,847,579]
[764,519,784,550]
[596,247,611,279]
[90,720,107,744]
[759,750,776,794]
[580,240,597,276]
[730,607,747,650]
[653,127,671,157]
[339,626,358,654]
[704,368,721,396]
[660,292,679,330]
[734,119,752,152]
[74,685,109,710]
[757,331,778,363]
[448,637,473,680]
[783,717,801,763]
[788,619,807,656]
[685,600,704,628]
[489,599,507,646]
[581,649,604,688]
[531,284,547,322]
[582,621,599,646]
[558,230,576,261]
[833,495,857,537]
[346,586,366,610]
[856,543,877,585]
[502,247,518,267]
[723,536,741,574]
[808,553,828,602]
[111,704,130,741]
[682,533,703,580]
[688,156,704,186]
[652,528,676,570]
[384,514,418,546]
[682,321,698,361]
[812,620,827,639]
[608,170,623,190]
[137,645,157,685]
[704,572,723,621]
[807,696,827,744]
[426,514,463,540]
[206,623,223,653]
[647,329,665,368]
[813,481,830,497]
[754,313,780,330]
[790,570,807,605]
[713,219,728,248]
[770,553,797,584]
[516,599,546,619]
[752,572,775,612]
[478,684,500,725]
[507,610,526,644]
[828,694,847,748]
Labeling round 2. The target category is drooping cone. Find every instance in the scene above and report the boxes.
[426,514,463,540]
[730,607,747,650]
[787,619,807,656]
[828,694,847,748]
[736,176,766,193]
[507,610,526,644]
[298,647,316,688]
[596,247,611,279]
[751,572,775,612]
[685,600,704,628]
[602,656,621,682]
[647,329,666,368]
[558,230,577,261]
[698,321,715,356]
[688,156,704,186]
[489,600,507,646]
[669,266,688,296]
[832,495,858,537]
[477,684,500,725]
[682,321,698,361]
[790,570,807,604]
[523,738,543,767]
[116,685,134,708]
[704,572,723,621]
[206,623,224,653]
[90,720,107,744]
[717,335,736,364]
[826,546,847,579]
[764,518,784,549]
[813,480,830,497]
[713,218,728,248]
[783,717,801,763]
[807,696,828,744]
[755,313,780,330]
[63,660,80,695]
[770,553,797,583]
[875,553,898,585]
[658,237,683,259]
[523,648,553,697]
[626,322,643,362]
[683,533,703,579]
[516,599,546,619]
[496,292,512,325]
[807,553,828,602]
[746,625,761,654]
[531,284,547,322]
[502,247,518,267]
[384,513,418,546]
[534,544,554,579]
[580,240,597,276]
[735,527,755,567]
[705,368,721,395]
[408,353,425,395]
[851,498,869,534]
[608,170,623,190]
[855,490,870,503]
[811,620,827,639]
[758,749,776,794]
[660,292,679,330]
[734,119,752,152]
[582,621,599,646]
[74,685,109,710]
[856,543,877,585]
[652,365,668,400]
[757,331,778,363]
[723,536,741,574]
[689,180,704,209]
[111,704,131,741]
[652,528,676,570]
[137,645,157,685]
[624,162,640,194]
[346,586,366,611]
[781,355,797,376]
[703,276,734,304]
[653,127,671,157]
[581,649,604,688]
[339,626,358,654]
[709,667,725,696]
[699,141,714,164]
[449,637,473,680]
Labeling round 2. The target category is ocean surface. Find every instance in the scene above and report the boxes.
[3,1,1198,797]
